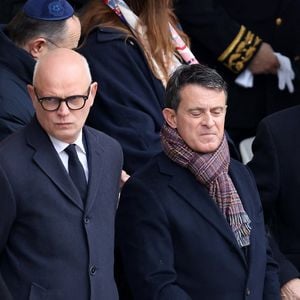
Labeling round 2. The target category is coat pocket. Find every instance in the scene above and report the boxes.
[29,283,47,300]
[29,282,63,300]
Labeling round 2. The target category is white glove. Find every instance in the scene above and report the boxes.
[235,69,254,88]
[275,52,295,93]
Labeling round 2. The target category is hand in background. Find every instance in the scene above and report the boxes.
[120,170,130,188]
[275,52,295,93]
[249,42,280,75]
[281,278,300,299]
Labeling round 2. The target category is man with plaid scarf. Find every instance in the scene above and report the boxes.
[115,64,280,299]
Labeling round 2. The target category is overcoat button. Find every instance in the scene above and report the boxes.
[275,17,282,26]
[90,265,96,275]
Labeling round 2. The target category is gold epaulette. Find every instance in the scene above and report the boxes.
[218,25,262,74]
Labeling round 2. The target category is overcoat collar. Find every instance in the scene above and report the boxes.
[25,117,104,213]
[0,26,35,84]
[157,153,252,267]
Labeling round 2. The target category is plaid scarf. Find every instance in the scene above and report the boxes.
[161,123,251,247]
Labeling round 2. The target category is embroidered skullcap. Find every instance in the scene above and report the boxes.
[23,0,74,21]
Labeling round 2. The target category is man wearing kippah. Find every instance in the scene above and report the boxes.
[0,0,89,23]
[0,0,81,141]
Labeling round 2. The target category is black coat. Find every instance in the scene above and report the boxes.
[0,272,12,300]
[116,152,280,299]
[175,0,300,140]
[0,26,35,141]
[78,27,165,174]
[248,105,300,285]
[0,117,123,299]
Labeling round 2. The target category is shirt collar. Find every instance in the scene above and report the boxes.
[48,130,86,154]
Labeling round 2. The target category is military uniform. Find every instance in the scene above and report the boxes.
[175,0,300,143]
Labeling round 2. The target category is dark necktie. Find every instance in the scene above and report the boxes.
[65,144,87,201]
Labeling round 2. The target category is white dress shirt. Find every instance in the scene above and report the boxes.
[49,131,89,181]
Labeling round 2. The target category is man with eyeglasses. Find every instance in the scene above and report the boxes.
[0,48,123,300]
[0,0,81,141]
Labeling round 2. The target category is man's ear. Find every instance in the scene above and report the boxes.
[26,38,48,60]
[27,84,38,109]
[162,108,177,129]
[88,82,98,107]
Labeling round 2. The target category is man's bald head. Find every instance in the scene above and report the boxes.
[33,48,92,88]
[27,48,97,144]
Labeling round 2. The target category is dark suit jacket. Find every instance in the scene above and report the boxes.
[0,117,123,300]
[248,105,300,285]
[116,152,280,299]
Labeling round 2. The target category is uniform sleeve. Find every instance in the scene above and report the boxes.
[79,31,165,174]
[175,0,262,74]
[115,177,192,300]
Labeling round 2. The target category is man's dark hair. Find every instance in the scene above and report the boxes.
[5,11,68,47]
[165,64,228,110]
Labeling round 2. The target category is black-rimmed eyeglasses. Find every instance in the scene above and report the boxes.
[40,37,60,49]
[34,85,91,111]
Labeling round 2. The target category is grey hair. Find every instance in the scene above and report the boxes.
[5,11,70,47]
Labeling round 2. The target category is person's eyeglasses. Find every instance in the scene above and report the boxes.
[34,86,91,111]
[40,37,60,48]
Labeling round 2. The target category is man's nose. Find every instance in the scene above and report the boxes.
[201,112,214,127]
[57,101,70,115]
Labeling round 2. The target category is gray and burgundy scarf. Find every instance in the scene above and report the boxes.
[161,123,251,247]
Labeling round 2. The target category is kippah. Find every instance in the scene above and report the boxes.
[23,0,74,21]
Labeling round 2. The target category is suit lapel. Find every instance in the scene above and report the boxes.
[229,164,257,267]
[159,155,247,266]
[84,128,104,214]
[26,118,84,210]
[229,164,253,219]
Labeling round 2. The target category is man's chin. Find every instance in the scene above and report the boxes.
[200,135,218,144]
[52,130,77,144]
[197,139,220,153]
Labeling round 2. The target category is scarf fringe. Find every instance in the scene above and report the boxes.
[231,214,252,247]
